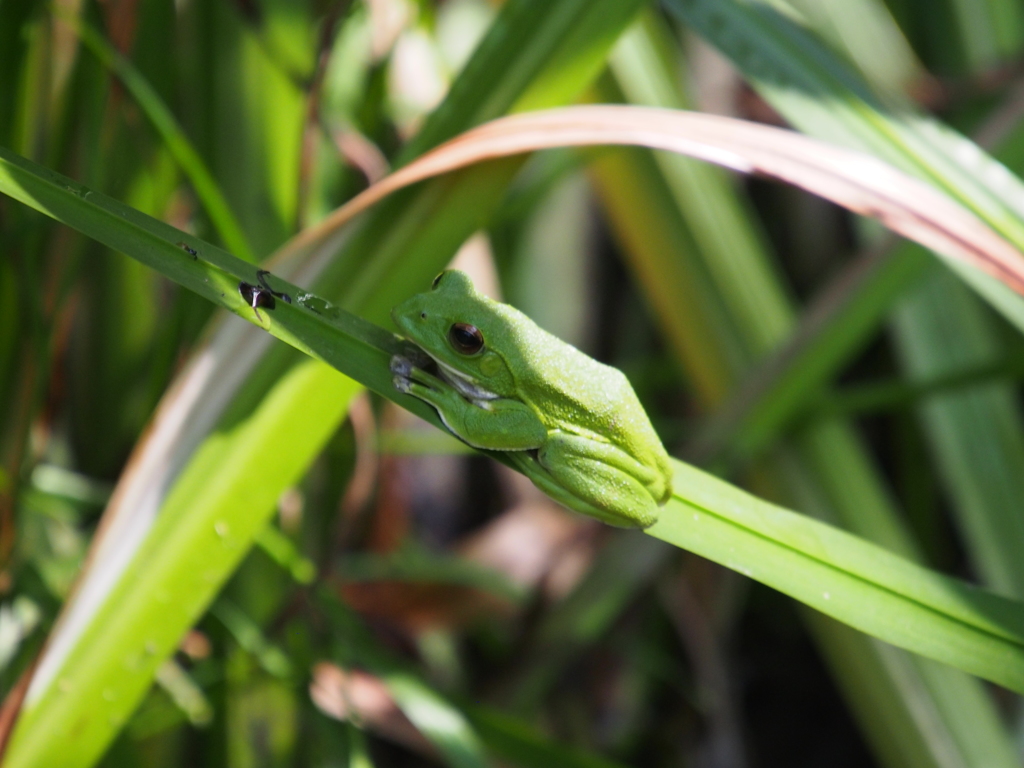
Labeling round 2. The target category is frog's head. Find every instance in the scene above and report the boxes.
[391,270,517,394]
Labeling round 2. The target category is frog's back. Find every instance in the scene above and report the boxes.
[486,301,673,503]
[497,304,664,448]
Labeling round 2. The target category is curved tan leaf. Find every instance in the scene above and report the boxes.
[289,105,1024,295]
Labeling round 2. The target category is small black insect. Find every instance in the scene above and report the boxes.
[239,281,275,322]
[176,241,198,259]
[239,269,293,322]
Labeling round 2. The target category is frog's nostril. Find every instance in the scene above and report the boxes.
[420,312,427,319]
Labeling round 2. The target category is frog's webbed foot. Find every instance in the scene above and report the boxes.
[389,354,425,393]
[391,354,447,397]
[391,344,437,388]
[390,354,421,394]
[387,354,411,378]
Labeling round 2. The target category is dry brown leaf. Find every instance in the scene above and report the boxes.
[458,491,598,600]
[310,662,434,755]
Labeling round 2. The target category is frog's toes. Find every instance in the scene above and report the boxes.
[390,355,415,377]
[393,374,413,394]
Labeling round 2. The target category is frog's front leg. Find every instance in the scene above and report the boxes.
[391,355,546,450]
[521,433,663,528]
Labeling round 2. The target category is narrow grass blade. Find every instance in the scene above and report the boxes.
[649,460,1024,693]
[382,673,489,768]
[783,0,923,91]
[892,270,1024,598]
[63,13,256,263]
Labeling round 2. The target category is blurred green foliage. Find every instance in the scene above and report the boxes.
[2,0,1024,766]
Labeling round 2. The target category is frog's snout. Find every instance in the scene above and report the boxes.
[391,303,427,338]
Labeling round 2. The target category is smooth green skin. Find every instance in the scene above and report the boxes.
[390,270,673,528]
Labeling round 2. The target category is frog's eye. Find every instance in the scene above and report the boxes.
[449,323,483,354]
[431,272,445,290]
